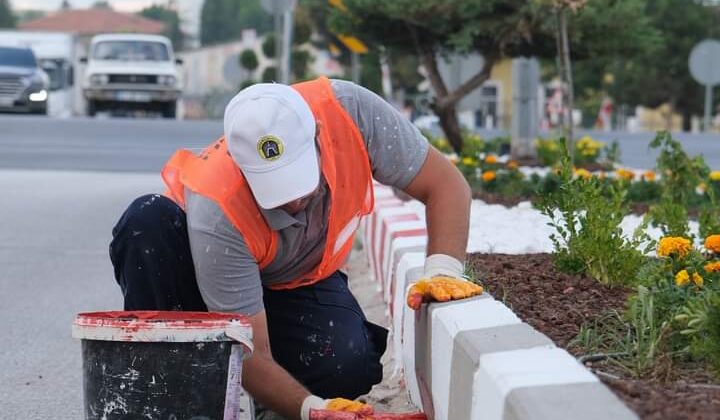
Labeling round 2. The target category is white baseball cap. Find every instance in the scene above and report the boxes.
[224,83,319,209]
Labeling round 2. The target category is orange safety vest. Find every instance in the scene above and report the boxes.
[161,77,375,290]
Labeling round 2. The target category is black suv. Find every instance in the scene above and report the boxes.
[0,46,49,115]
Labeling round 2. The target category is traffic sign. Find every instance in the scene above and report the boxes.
[688,39,720,131]
[689,39,720,86]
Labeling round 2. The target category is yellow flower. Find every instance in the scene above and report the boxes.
[710,171,720,182]
[462,157,476,166]
[657,236,692,258]
[485,154,498,164]
[675,270,690,287]
[697,182,707,194]
[482,171,496,182]
[574,168,592,180]
[693,272,704,288]
[643,171,656,181]
[616,168,635,181]
[705,235,720,253]
[704,261,720,273]
[507,160,519,170]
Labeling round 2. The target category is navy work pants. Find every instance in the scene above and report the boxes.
[109,194,387,400]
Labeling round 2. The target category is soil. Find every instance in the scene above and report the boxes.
[468,253,720,420]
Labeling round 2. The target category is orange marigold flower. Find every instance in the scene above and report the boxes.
[692,272,704,288]
[482,171,496,182]
[657,236,692,258]
[485,154,498,164]
[705,235,720,253]
[704,261,720,273]
[507,160,519,170]
[643,171,656,181]
[675,270,690,287]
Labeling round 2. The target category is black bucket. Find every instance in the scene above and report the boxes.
[72,311,253,420]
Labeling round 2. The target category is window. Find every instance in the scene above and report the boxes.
[0,47,37,68]
[93,41,170,62]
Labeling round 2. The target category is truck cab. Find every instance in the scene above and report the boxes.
[82,34,182,118]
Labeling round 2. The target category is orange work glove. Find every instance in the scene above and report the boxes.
[407,276,483,310]
[308,398,374,419]
[325,398,374,414]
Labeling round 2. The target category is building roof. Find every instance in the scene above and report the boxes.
[19,9,165,36]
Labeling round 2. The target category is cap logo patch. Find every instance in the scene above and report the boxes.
[257,135,284,161]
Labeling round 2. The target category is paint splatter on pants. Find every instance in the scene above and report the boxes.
[109,194,387,400]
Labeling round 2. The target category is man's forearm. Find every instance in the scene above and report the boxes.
[242,351,310,419]
[424,180,471,261]
[402,147,472,263]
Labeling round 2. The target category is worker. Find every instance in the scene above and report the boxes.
[109,77,480,419]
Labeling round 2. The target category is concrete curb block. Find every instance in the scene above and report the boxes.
[362,185,638,420]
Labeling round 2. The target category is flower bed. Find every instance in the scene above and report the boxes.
[428,131,720,215]
[455,132,720,419]
[467,253,720,420]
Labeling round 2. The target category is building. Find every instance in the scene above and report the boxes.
[19,8,165,47]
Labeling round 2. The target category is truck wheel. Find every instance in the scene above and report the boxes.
[87,100,97,117]
[162,101,177,119]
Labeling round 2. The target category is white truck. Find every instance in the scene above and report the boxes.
[82,34,182,118]
[0,31,78,117]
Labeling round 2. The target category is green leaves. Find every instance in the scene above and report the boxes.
[538,141,644,286]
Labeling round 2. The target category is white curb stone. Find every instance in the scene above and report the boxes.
[365,186,639,420]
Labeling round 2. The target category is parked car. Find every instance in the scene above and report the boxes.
[0,31,79,118]
[0,46,49,115]
[82,33,182,118]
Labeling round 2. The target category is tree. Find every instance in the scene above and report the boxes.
[200,0,273,46]
[0,0,16,28]
[139,5,184,50]
[327,0,656,154]
[326,1,556,153]
[575,0,719,130]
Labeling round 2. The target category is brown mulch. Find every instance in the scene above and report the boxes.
[468,253,720,420]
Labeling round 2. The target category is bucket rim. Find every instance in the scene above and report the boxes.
[72,311,253,349]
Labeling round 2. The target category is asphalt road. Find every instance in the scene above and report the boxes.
[0,115,222,173]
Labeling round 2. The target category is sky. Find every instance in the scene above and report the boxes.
[11,0,160,12]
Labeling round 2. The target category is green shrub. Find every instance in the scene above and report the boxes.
[534,137,563,166]
[538,143,644,286]
[239,49,259,71]
[646,131,707,237]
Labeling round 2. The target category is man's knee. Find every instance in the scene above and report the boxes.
[113,194,181,235]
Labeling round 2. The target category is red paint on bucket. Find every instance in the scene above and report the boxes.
[73,311,253,345]
[75,311,250,329]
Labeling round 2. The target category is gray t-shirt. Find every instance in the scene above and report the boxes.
[186,79,429,314]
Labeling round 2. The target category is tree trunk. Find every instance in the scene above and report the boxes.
[682,107,692,132]
[410,31,495,154]
[435,103,464,154]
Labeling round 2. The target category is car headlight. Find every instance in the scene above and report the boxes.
[158,75,176,86]
[90,74,109,85]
